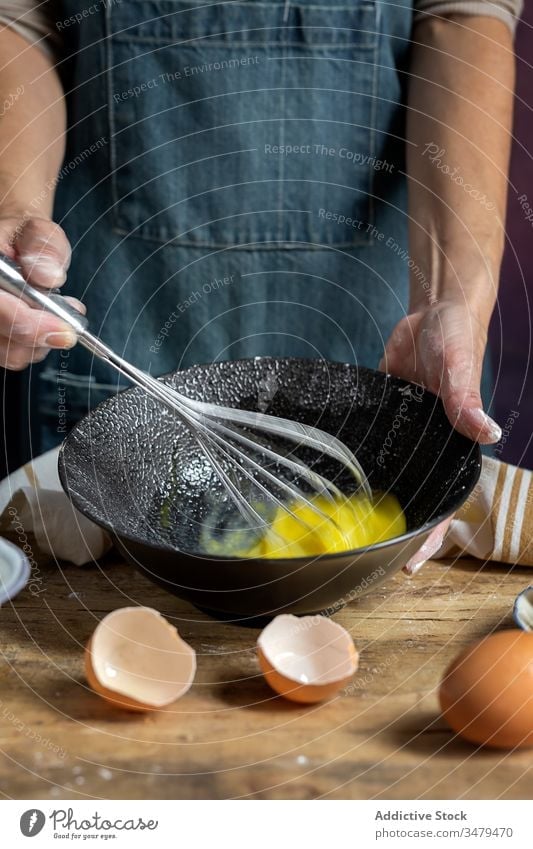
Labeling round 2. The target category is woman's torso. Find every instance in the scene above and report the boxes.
[39,0,414,447]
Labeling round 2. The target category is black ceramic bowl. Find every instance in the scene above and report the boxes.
[58,358,481,620]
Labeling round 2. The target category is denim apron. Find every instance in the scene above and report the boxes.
[38,0,414,449]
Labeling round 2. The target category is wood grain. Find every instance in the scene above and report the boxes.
[0,544,531,800]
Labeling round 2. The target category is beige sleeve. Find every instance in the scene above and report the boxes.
[414,0,524,34]
[0,1,61,57]
[0,0,524,58]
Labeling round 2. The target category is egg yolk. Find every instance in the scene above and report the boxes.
[243,492,406,559]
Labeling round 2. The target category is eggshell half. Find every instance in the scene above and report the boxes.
[85,607,196,711]
[439,630,533,749]
[257,614,358,703]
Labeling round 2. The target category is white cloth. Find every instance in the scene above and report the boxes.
[0,447,111,565]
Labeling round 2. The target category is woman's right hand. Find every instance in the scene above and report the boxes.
[0,214,84,370]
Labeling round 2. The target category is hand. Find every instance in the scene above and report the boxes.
[380,300,501,445]
[381,300,499,575]
[0,215,84,370]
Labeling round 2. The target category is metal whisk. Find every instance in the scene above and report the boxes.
[0,254,371,533]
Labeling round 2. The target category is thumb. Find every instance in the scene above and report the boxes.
[9,217,71,289]
[439,359,501,445]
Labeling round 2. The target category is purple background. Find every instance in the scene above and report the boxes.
[489,5,533,467]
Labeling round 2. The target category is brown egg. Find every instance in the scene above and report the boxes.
[85,607,196,712]
[439,630,533,749]
[257,614,358,703]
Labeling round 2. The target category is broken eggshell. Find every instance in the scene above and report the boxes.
[85,607,196,711]
[257,614,358,703]
[513,586,533,632]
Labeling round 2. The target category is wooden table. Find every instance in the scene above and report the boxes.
[0,546,531,800]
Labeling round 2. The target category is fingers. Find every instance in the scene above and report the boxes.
[0,291,77,344]
[444,398,502,445]
[0,216,71,289]
[422,309,501,443]
[403,516,453,576]
[0,292,76,369]
[64,296,86,315]
[457,407,502,444]
[0,311,75,368]
[438,357,501,445]
[0,336,51,370]
[0,215,79,370]
[14,218,71,289]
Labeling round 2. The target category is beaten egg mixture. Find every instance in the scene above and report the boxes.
[202,492,406,559]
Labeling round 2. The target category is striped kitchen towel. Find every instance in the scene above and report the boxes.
[437,456,533,565]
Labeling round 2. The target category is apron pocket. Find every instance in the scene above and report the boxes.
[107,0,380,248]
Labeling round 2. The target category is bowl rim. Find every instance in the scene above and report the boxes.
[57,357,482,565]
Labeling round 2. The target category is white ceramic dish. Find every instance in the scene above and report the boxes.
[513,586,533,631]
[0,537,30,606]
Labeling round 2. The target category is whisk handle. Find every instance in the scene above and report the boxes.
[0,252,89,335]
[0,252,161,387]
[0,254,236,432]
